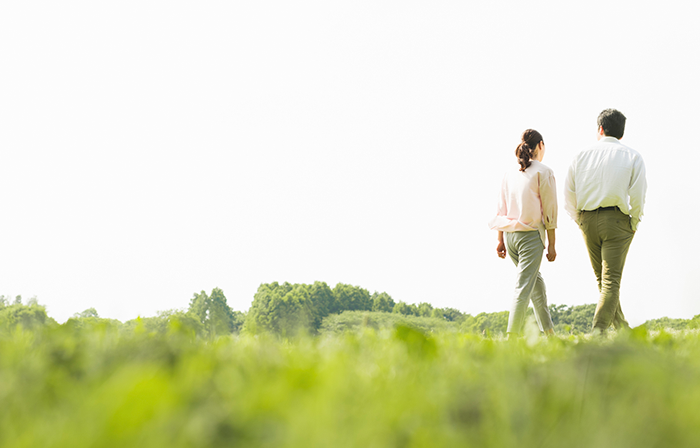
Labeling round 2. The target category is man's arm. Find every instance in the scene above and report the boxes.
[564,160,579,223]
[496,174,507,217]
[540,170,558,230]
[629,155,647,231]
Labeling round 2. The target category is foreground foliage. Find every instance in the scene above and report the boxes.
[2,323,700,448]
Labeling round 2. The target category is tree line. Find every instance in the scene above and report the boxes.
[0,290,244,339]
[244,282,470,336]
[2,285,699,338]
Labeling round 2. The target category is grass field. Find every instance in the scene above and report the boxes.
[2,323,700,448]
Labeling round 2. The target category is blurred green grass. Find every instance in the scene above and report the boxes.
[2,324,700,448]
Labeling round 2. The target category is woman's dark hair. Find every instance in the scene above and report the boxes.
[515,129,543,172]
[597,108,626,139]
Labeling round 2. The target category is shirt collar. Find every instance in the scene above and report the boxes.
[600,136,620,143]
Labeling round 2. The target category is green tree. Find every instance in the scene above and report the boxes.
[0,303,55,334]
[371,292,395,313]
[432,307,465,322]
[307,282,334,331]
[548,304,596,334]
[122,309,203,336]
[642,317,690,331]
[188,288,236,337]
[231,311,246,333]
[460,314,477,331]
[65,313,122,332]
[465,311,509,336]
[74,308,100,319]
[331,284,372,314]
[244,283,279,334]
[416,302,434,318]
[244,283,313,336]
[209,288,235,335]
[392,301,410,316]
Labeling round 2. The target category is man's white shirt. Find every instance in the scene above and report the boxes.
[564,136,647,230]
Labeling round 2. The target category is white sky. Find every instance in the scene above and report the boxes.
[1,1,698,325]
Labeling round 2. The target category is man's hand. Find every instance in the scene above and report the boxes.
[497,241,506,259]
[546,245,556,262]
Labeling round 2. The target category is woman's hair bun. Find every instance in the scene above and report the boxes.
[515,129,543,172]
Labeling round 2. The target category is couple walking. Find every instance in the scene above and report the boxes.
[489,109,647,337]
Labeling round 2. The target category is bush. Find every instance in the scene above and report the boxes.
[320,311,461,335]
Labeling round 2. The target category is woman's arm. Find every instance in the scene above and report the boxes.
[497,231,506,259]
[546,229,556,262]
[540,170,557,262]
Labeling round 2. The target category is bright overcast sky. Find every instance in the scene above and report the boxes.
[1,1,699,325]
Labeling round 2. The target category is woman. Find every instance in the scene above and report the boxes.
[489,129,557,337]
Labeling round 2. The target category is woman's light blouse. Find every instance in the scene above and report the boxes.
[488,160,558,245]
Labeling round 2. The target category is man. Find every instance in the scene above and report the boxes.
[564,109,647,334]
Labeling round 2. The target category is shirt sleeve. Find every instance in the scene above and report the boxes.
[496,174,507,216]
[488,174,510,231]
[539,170,558,229]
[628,154,647,231]
[564,159,579,222]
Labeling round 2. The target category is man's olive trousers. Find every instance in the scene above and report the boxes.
[578,207,634,332]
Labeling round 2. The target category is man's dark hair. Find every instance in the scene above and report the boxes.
[597,109,626,139]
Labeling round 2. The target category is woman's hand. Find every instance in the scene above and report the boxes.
[546,229,556,262]
[497,241,506,259]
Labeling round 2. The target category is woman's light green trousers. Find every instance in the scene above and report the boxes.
[505,231,554,335]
